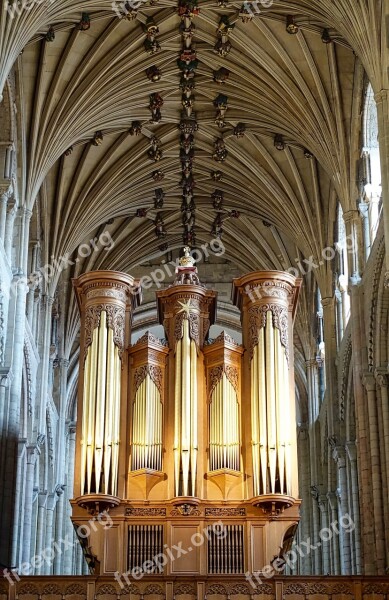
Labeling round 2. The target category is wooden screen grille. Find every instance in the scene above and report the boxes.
[128,525,164,574]
[207,524,244,574]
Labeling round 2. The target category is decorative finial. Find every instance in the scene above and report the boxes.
[179,246,195,267]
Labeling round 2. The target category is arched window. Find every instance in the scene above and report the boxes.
[360,84,382,255]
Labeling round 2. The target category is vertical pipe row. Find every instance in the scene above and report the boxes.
[81,313,123,495]
[251,311,291,495]
[174,318,198,496]
[209,375,240,472]
[131,376,162,472]
[128,525,164,573]
[174,339,182,495]
[206,525,243,573]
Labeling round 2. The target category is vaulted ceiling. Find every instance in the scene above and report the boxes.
[0,0,385,366]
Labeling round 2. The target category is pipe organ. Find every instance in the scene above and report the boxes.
[71,252,302,581]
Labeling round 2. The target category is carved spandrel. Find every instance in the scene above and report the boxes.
[84,303,125,360]
[134,364,163,396]
[209,364,238,395]
[248,303,289,362]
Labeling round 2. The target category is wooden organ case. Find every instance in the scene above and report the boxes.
[71,251,302,584]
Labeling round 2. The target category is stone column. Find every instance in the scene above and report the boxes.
[53,485,65,573]
[375,370,389,567]
[63,424,76,575]
[362,372,386,573]
[321,297,340,444]
[310,486,321,574]
[21,445,40,567]
[343,210,362,284]
[10,440,26,568]
[43,493,56,574]
[327,491,340,574]
[297,427,312,575]
[0,192,9,243]
[35,492,47,575]
[333,446,351,574]
[346,442,361,573]
[37,296,54,435]
[318,495,330,574]
[334,290,343,347]
[0,205,32,567]
[26,242,39,327]
[4,198,17,262]
[306,358,319,424]
[358,202,371,260]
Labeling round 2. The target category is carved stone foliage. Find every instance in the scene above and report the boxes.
[84,303,125,360]
[209,364,238,395]
[134,364,163,396]
[125,507,166,516]
[248,304,289,362]
[205,506,246,516]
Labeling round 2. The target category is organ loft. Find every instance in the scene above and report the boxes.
[70,248,302,581]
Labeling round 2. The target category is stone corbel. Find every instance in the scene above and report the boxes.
[326,490,338,510]
[332,445,346,468]
[345,441,357,462]
[362,372,376,393]
[375,368,388,389]
[0,366,13,387]
[318,494,328,513]
[55,483,65,496]
[26,444,40,465]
